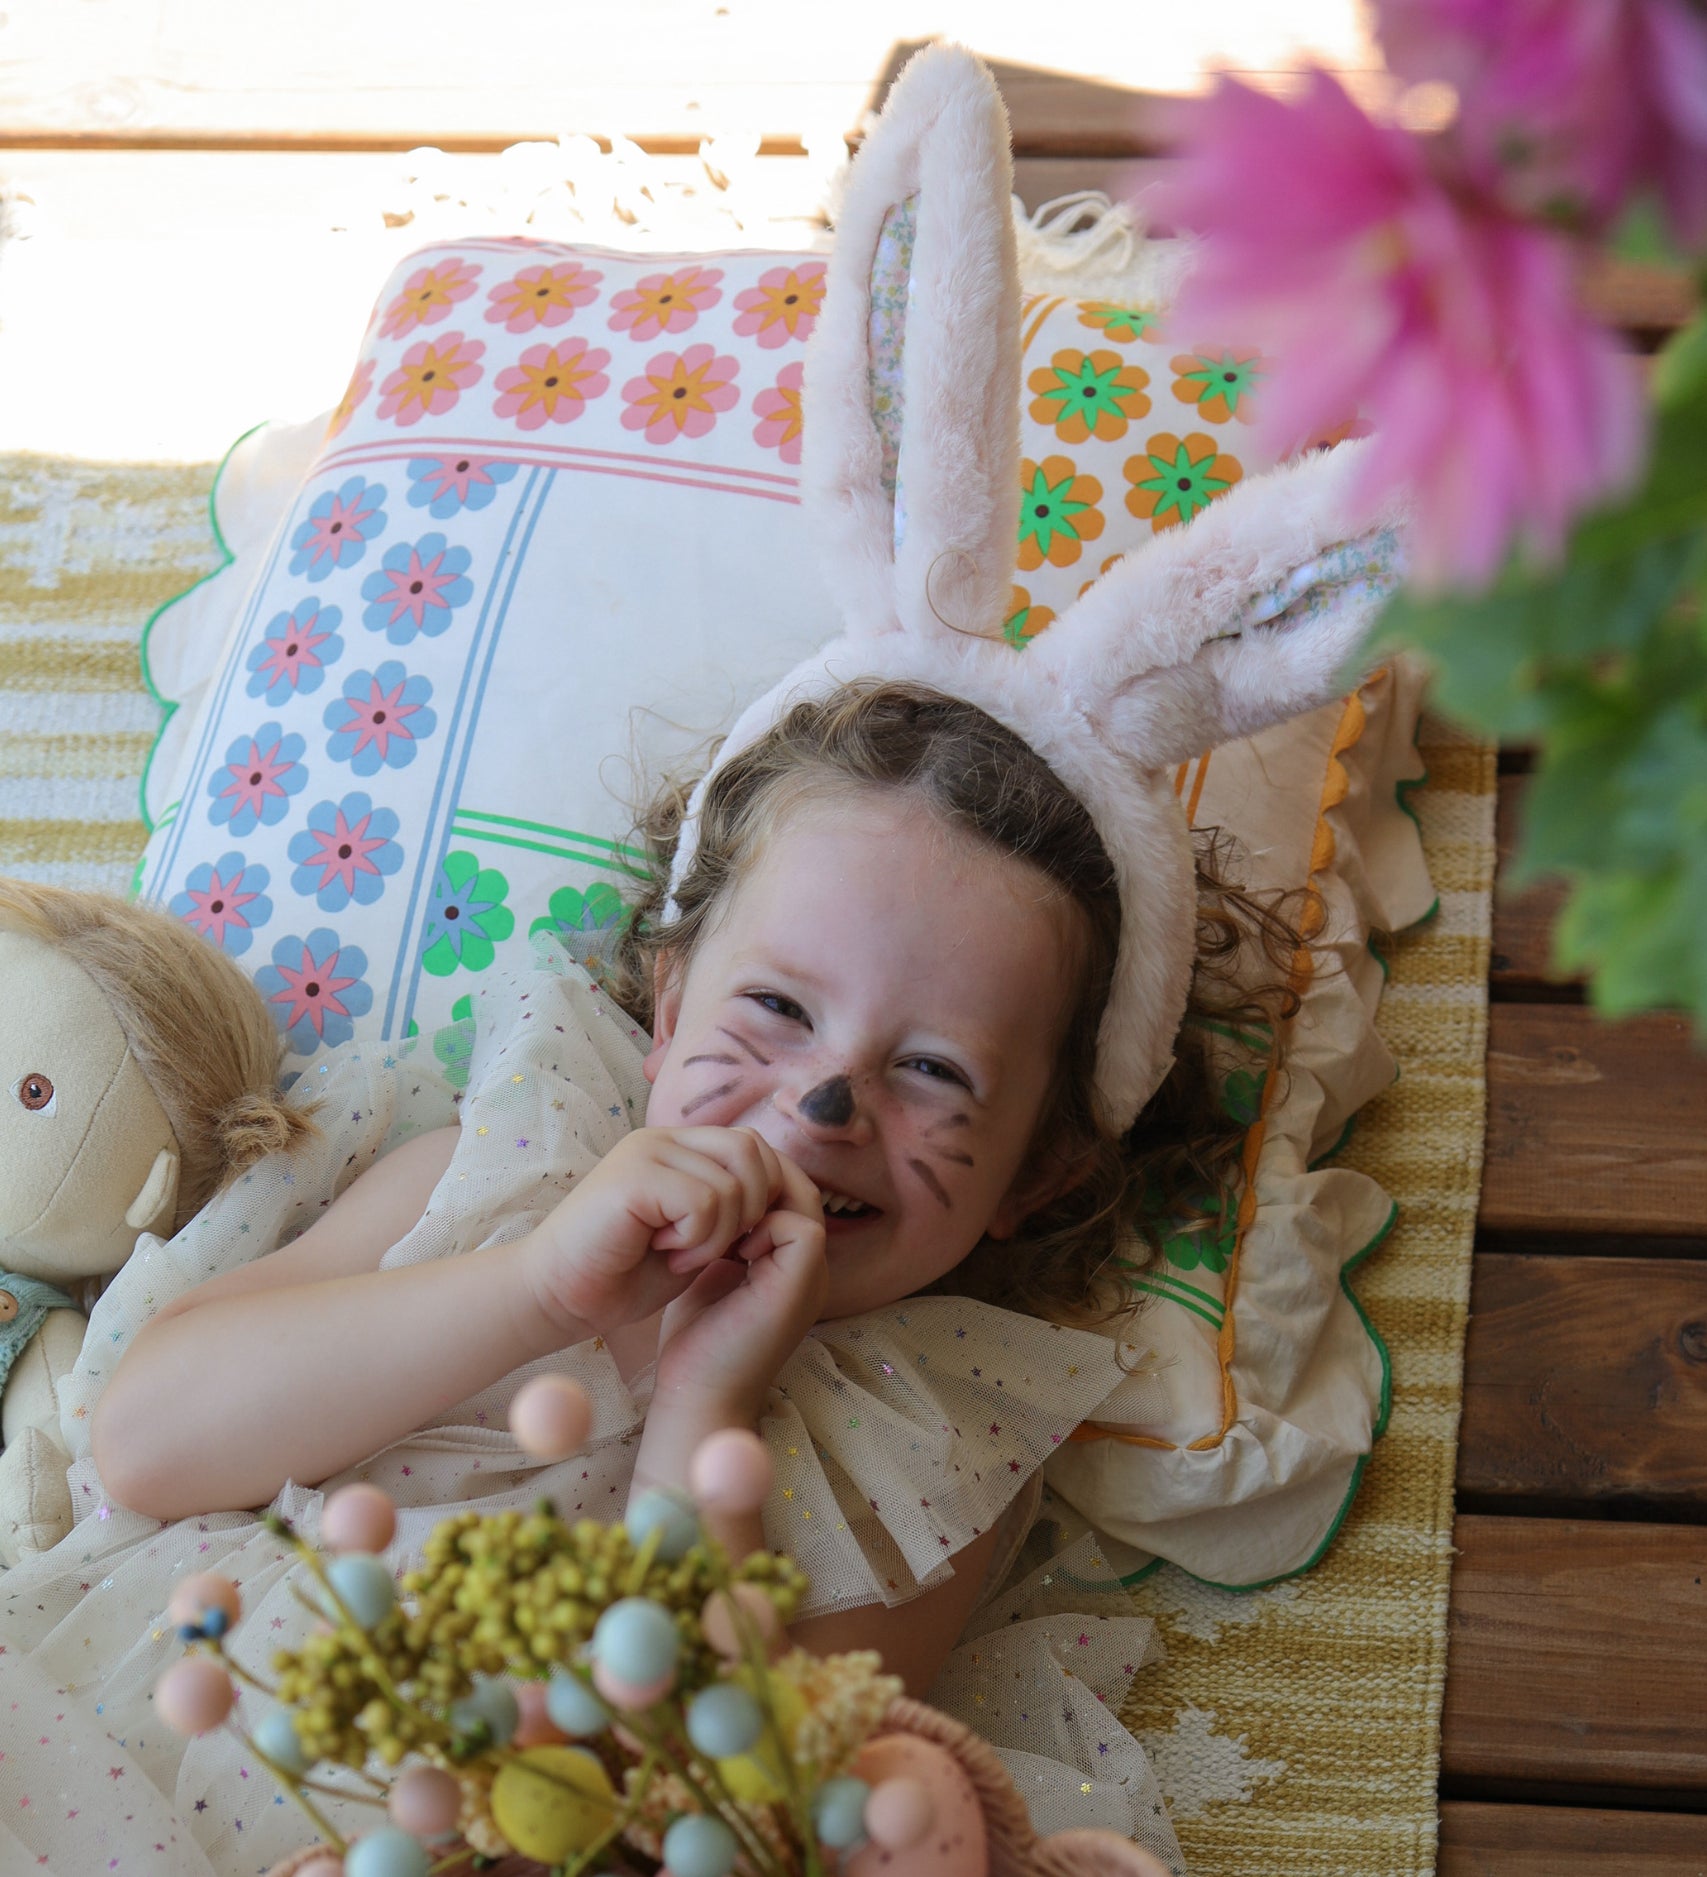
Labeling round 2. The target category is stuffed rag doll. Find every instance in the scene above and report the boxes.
[0,880,315,1563]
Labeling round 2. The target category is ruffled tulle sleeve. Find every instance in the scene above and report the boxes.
[760,1297,1127,1618]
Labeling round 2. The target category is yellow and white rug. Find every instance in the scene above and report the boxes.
[0,453,1494,1876]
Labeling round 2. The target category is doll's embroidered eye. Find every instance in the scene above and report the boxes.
[15,1072,55,1114]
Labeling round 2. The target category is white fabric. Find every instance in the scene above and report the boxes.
[0,943,1182,1876]
[1043,661,1437,1585]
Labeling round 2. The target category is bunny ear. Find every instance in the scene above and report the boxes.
[1029,438,1408,769]
[804,44,1021,642]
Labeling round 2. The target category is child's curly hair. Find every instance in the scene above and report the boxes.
[601,680,1311,1325]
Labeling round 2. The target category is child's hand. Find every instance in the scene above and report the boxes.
[520,1127,815,1338]
[651,1182,828,1420]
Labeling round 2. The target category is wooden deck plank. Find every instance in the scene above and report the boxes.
[0,1,1384,150]
[1482,1005,1707,1238]
[1491,773,1574,993]
[1459,1254,1707,1504]
[1443,1516,1707,1791]
[1439,1801,1707,1874]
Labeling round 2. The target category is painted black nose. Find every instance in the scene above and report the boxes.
[798,1074,855,1127]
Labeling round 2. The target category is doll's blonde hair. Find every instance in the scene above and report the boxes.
[0,880,317,1230]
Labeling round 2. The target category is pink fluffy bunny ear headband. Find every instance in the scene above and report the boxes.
[668,44,1408,1134]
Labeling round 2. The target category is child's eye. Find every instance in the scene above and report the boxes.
[902,1056,969,1088]
[748,991,807,1023]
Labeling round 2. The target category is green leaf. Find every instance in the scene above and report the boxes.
[1557,863,1707,1018]
[1372,586,1547,737]
[1607,197,1680,265]
[1652,310,1707,412]
[1574,333,1707,561]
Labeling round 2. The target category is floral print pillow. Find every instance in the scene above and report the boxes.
[136,239,847,1070]
[138,238,1307,1072]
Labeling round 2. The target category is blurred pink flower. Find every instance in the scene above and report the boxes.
[1377,0,1707,243]
[1159,71,1646,589]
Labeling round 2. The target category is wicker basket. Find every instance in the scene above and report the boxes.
[261,1696,1168,1877]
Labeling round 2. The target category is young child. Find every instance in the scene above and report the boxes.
[0,49,1409,1876]
[64,676,1306,1875]
[90,681,1276,1686]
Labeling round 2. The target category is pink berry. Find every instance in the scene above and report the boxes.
[591,1660,676,1710]
[167,1572,241,1629]
[509,1374,593,1459]
[699,1584,782,1661]
[155,1657,237,1735]
[389,1764,462,1838]
[866,1776,935,1850]
[689,1428,773,1516]
[321,1483,397,1555]
[513,1679,571,1748]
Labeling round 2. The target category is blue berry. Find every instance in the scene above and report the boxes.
[200,1608,231,1640]
[544,1668,611,1737]
[813,1775,872,1849]
[591,1597,678,1685]
[686,1683,763,1759]
[345,1827,431,1877]
[323,1554,396,1630]
[626,1489,701,1562]
[662,1813,738,1877]
[448,1676,520,1747]
[252,1707,310,1776]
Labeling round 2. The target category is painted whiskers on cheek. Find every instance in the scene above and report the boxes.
[678,1052,747,1118]
[675,1028,770,1119]
[908,1158,954,1209]
[924,1111,976,1167]
[910,1114,975,1209]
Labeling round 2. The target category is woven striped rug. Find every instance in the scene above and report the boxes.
[0,456,220,891]
[0,453,1495,1876]
[1122,720,1493,1876]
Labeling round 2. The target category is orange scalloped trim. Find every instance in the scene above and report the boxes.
[1072,670,1386,1452]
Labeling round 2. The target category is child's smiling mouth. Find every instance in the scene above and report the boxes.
[818,1187,880,1224]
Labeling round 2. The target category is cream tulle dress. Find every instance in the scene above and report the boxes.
[0,943,1184,1876]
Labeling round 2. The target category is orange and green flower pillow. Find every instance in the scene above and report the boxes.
[1007,297,1334,641]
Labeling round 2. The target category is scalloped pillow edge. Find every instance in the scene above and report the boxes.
[1044,658,1437,1588]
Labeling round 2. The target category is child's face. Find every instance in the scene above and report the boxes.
[642,789,1079,1320]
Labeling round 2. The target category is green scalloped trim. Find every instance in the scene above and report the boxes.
[136,421,265,836]
[1308,1112,1358,1169]
[1119,1197,1399,1594]
[1106,691,1434,1591]
[1394,766,1428,833]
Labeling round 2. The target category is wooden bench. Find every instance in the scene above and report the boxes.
[4,7,1704,1864]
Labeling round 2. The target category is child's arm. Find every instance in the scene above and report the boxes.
[626,1183,1012,1697]
[791,1526,1004,1699]
[95,1125,806,1522]
[92,1125,571,1518]
[627,1161,827,1548]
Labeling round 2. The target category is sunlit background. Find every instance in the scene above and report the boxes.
[0,1,1383,461]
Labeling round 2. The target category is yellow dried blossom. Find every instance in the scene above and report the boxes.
[780,1649,904,1773]
[453,1758,509,1859]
